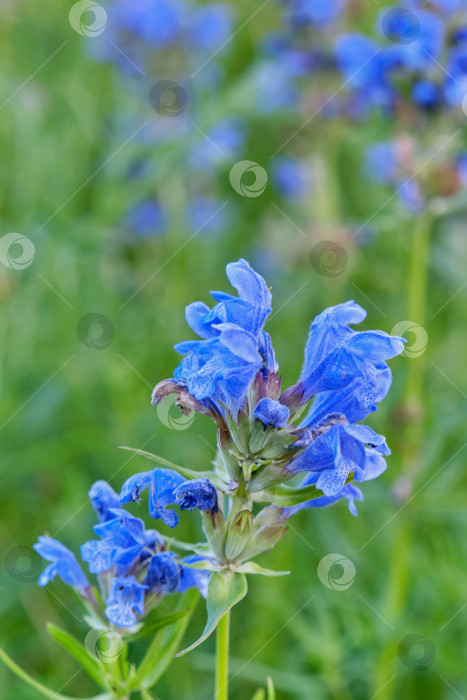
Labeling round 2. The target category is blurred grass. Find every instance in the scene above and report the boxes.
[1,1,467,699]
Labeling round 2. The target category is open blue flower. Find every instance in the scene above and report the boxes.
[105,576,147,627]
[34,537,89,593]
[119,468,185,528]
[178,556,211,598]
[288,422,390,497]
[81,508,151,575]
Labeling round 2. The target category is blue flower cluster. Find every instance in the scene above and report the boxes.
[34,479,209,628]
[336,3,467,114]
[152,259,404,519]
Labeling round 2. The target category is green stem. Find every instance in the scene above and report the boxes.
[372,211,432,699]
[215,612,230,700]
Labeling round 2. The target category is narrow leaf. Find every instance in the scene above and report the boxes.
[134,589,199,689]
[0,647,112,700]
[267,676,276,700]
[267,475,354,507]
[252,690,266,700]
[176,572,247,657]
[124,609,188,642]
[235,562,290,577]
[47,624,107,688]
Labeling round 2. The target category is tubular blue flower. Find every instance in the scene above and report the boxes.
[173,259,276,417]
[144,552,181,594]
[174,478,218,512]
[292,301,405,406]
[178,556,211,598]
[105,576,147,627]
[81,508,150,575]
[287,422,390,497]
[119,468,185,528]
[253,398,290,429]
[33,537,89,593]
[89,481,121,523]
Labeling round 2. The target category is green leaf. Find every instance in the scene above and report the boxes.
[118,446,224,487]
[124,609,189,643]
[47,624,107,688]
[266,475,354,507]
[267,676,276,700]
[140,688,154,700]
[0,647,112,700]
[176,572,248,657]
[235,562,290,577]
[251,690,266,700]
[133,589,199,690]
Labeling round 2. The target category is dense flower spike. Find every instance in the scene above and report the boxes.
[34,537,89,594]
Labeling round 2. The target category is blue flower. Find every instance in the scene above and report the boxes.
[173,259,276,417]
[89,481,121,523]
[33,537,89,593]
[190,3,234,51]
[119,468,185,528]
[144,552,181,594]
[178,556,211,597]
[189,118,244,169]
[81,508,151,575]
[285,0,346,27]
[293,301,405,406]
[253,398,290,429]
[125,200,165,238]
[272,156,311,199]
[365,143,397,185]
[288,422,390,497]
[105,576,147,627]
[174,478,218,512]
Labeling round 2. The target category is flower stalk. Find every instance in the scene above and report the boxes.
[215,611,230,700]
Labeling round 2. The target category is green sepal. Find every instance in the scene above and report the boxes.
[235,562,290,576]
[160,536,213,557]
[248,421,271,455]
[132,589,199,690]
[257,431,296,460]
[124,609,189,643]
[226,410,250,454]
[237,506,287,563]
[176,571,247,656]
[0,646,113,700]
[46,624,108,689]
[224,509,253,560]
[202,508,226,561]
[118,446,225,488]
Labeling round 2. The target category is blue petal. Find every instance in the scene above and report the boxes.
[105,576,147,628]
[174,478,218,512]
[33,537,89,591]
[89,481,120,522]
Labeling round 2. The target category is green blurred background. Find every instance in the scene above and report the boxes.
[1,0,467,698]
